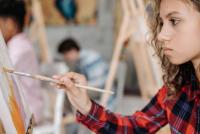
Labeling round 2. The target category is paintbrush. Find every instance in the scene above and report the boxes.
[2,67,114,95]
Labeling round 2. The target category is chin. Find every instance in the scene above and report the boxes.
[168,58,187,65]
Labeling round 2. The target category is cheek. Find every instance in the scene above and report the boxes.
[0,24,5,36]
[189,42,200,59]
[168,40,196,65]
[64,54,76,62]
[0,27,10,42]
[64,54,70,60]
[184,31,200,55]
[175,39,200,62]
[178,26,200,52]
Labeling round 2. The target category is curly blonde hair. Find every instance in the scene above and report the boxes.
[149,0,199,96]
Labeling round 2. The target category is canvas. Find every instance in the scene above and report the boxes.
[0,32,32,134]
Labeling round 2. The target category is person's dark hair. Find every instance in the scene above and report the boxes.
[149,0,200,97]
[0,0,26,31]
[58,38,81,54]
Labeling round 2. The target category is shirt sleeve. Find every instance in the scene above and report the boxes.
[76,86,168,134]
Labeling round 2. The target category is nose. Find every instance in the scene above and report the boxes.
[157,24,171,42]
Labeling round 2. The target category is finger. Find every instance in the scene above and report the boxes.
[60,77,81,96]
[60,77,75,90]
[52,75,68,85]
[67,72,84,78]
[52,74,63,80]
[50,82,63,89]
[55,85,62,89]
[66,72,86,83]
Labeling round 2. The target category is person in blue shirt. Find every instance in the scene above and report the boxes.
[58,38,109,98]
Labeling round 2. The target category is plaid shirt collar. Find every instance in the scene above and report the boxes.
[181,74,200,101]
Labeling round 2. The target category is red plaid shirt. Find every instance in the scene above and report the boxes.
[76,85,200,134]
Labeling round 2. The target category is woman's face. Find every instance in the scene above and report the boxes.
[157,0,200,65]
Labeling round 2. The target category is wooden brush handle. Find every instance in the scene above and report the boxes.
[34,75,60,84]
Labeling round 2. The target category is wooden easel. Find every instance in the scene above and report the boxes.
[101,0,162,106]
[30,1,76,129]
[100,0,137,106]
[128,0,163,99]
[29,0,52,63]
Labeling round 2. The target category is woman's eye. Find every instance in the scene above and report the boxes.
[169,18,180,26]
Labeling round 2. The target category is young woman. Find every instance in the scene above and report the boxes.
[53,0,200,133]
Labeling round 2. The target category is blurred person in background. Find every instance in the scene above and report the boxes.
[0,0,44,124]
[58,38,109,99]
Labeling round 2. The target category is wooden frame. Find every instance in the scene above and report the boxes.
[29,0,52,63]
[101,0,162,106]
[100,0,136,106]
[128,0,163,99]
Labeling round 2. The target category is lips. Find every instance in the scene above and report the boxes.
[163,47,173,56]
[163,47,173,51]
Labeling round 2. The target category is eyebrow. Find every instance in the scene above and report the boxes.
[166,11,180,17]
[160,11,180,19]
